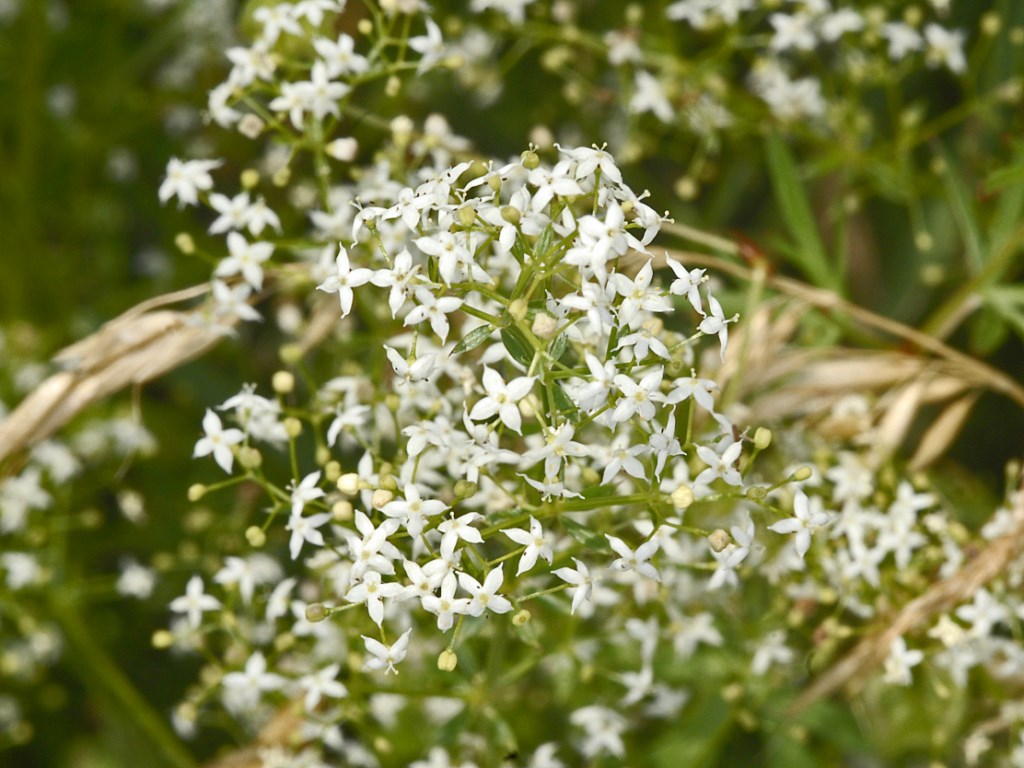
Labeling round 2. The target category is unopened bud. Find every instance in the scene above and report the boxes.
[500,205,521,225]
[371,489,394,509]
[792,466,813,482]
[245,526,266,548]
[337,473,361,495]
[272,370,294,394]
[187,484,206,502]
[315,446,331,466]
[325,461,342,483]
[332,500,353,522]
[357,18,372,35]
[284,417,303,438]
[174,233,195,255]
[513,609,531,626]
[238,446,263,470]
[670,484,694,510]
[326,137,358,162]
[708,528,730,552]
[305,603,329,623]
[454,479,477,499]
[385,75,401,97]
[753,427,772,450]
[437,649,458,671]
[279,343,303,366]
[151,630,173,649]
[240,168,260,190]
[272,167,290,187]
[531,312,558,340]
[508,298,528,322]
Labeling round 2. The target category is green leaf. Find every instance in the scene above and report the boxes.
[937,142,986,272]
[561,516,604,550]
[452,324,494,355]
[985,162,1024,193]
[764,132,837,290]
[501,325,535,367]
[969,304,1008,356]
[551,383,579,421]
[548,333,569,362]
[983,284,1024,341]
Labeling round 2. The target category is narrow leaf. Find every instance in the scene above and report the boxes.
[452,324,494,355]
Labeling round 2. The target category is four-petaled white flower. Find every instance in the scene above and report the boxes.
[221,651,287,711]
[612,368,664,423]
[286,508,332,560]
[469,366,535,434]
[170,575,222,629]
[421,571,470,631]
[382,483,448,538]
[458,564,513,616]
[403,287,463,343]
[552,558,593,614]
[317,245,373,317]
[362,628,412,674]
[298,663,348,711]
[193,410,245,473]
[503,516,554,575]
[698,292,733,360]
[159,157,221,207]
[215,232,273,291]
[289,470,325,516]
[606,534,661,581]
[767,489,833,559]
[345,570,403,626]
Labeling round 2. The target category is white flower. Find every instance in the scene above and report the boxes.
[317,246,373,317]
[552,558,593,614]
[193,410,244,473]
[286,509,332,560]
[698,291,733,359]
[345,571,403,626]
[468,367,535,434]
[422,571,470,631]
[314,33,369,77]
[409,17,445,74]
[382,483,447,538]
[925,23,966,74]
[882,636,924,686]
[403,287,463,343]
[362,628,412,674]
[438,512,485,555]
[169,575,221,629]
[606,534,660,581]
[694,441,743,487]
[215,232,273,290]
[299,663,348,711]
[221,652,286,712]
[629,70,673,123]
[117,559,156,599]
[158,157,220,207]
[503,517,553,575]
[767,489,832,559]
[289,471,325,516]
[459,564,513,616]
[612,367,664,423]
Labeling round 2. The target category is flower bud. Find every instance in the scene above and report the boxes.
[272,370,295,395]
[531,312,558,340]
[753,427,772,451]
[357,18,372,35]
[385,75,401,97]
[791,466,813,482]
[305,603,329,623]
[670,484,694,510]
[508,298,528,322]
[500,205,521,225]
[337,473,361,495]
[284,417,303,438]
[333,500,353,522]
[174,233,195,255]
[238,447,263,470]
[708,528,730,552]
[239,115,264,140]
[454,479,478,499]
[513,609,531,626]
[187,484,206,502]
[326,137,358,161]
[371,489,394,510]
[437,649,458,671]
[245,526,266,548]
[151,630,173,649]
[325,461,342,483]
[279,343,303,366]
[239,169,260,191]
[315,446,331,467]
[272,167,291,187]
